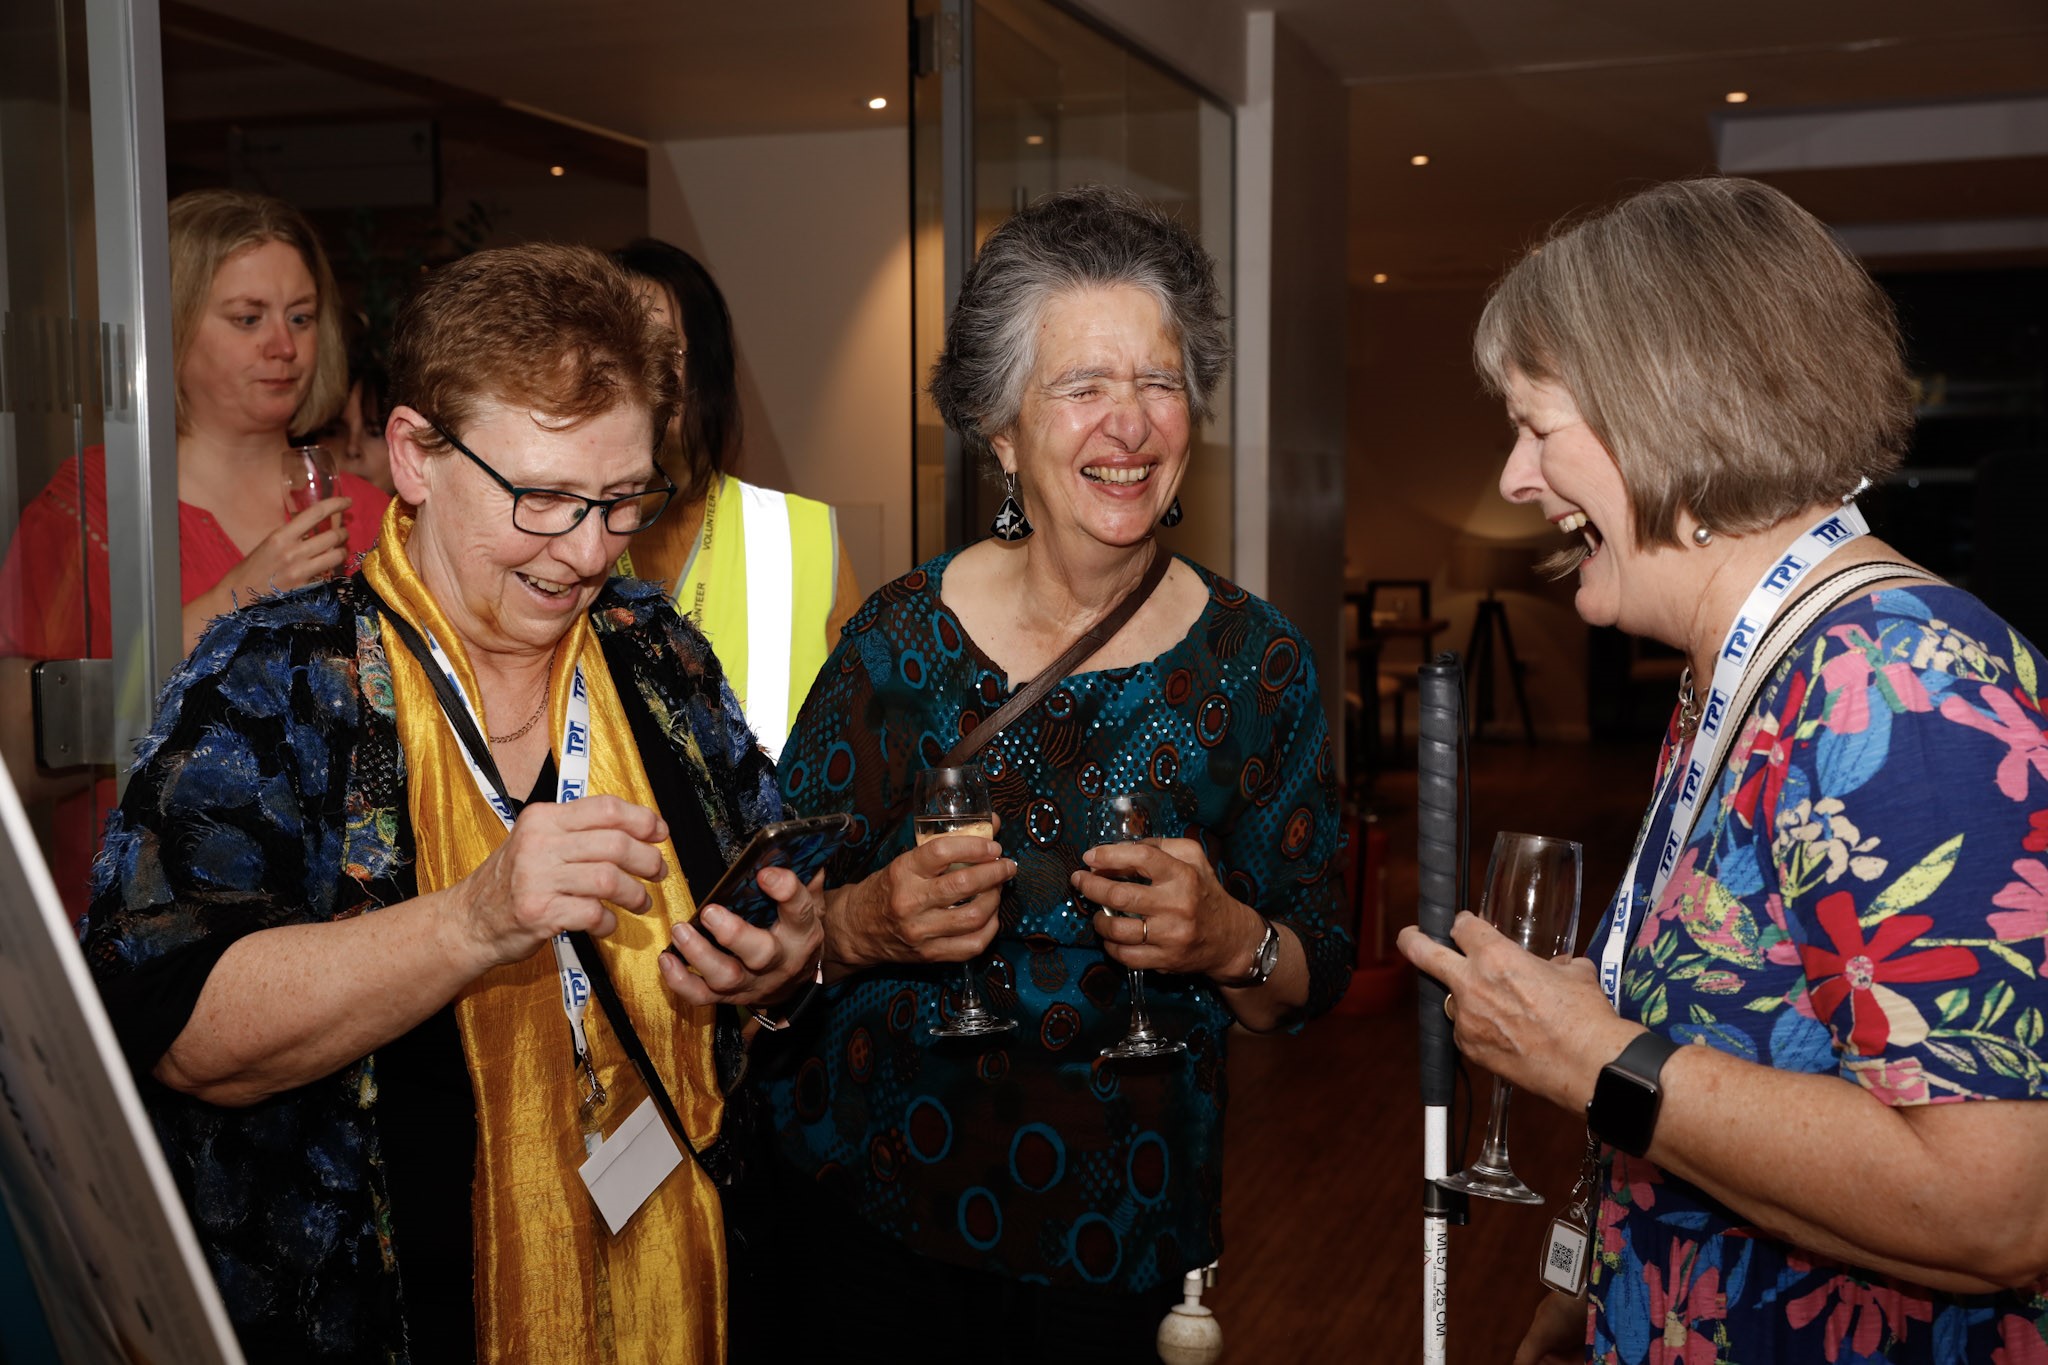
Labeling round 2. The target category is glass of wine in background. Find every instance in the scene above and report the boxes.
[1089,791,1185,1062]
[282,442,336,518]
[1439,831,1583,1204]
[915,765,1013,1039]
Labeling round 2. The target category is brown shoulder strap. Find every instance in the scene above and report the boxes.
[942,546,1175,769]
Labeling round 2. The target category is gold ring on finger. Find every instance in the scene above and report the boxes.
[1140,918,1149,945]
[1443,993,1456,1022]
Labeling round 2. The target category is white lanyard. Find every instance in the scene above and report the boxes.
[1598,504,1870,1009]
[421,630,605,1101]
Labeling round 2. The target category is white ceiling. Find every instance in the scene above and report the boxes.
[174,0,2048,284]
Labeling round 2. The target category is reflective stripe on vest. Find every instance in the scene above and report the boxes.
[738,481,795,759]
[676,475,837,762]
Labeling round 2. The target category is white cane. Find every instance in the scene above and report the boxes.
[1416,656,1469,1363]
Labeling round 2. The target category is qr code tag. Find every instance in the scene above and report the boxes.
[1540,1217,1589,1295]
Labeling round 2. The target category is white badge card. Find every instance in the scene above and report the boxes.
[578,1096,685,1235]
[1540,1217,1591,1296]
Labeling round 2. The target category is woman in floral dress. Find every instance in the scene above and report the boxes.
[1401,178,2048,1363]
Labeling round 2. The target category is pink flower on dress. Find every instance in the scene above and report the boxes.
[1785,1272,1934,1361]
[1643,1239,1726,1365]
[1797,893,1977,1055]
[1842,1054,1931,1105]
[1940,684,2048,802]
[1762,893,1803,967]
[1990,859,2048,970]
[1820,629,1935,733]
[1642,846,1706,948]
[1992,1312,2048,1365]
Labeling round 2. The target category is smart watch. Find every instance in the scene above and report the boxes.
[1586,1031,1679,1158]
[1231,917,1281,988]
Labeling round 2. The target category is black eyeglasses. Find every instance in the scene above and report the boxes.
[427,421,674,536]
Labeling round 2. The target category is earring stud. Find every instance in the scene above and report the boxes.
[1692,525,1714,548]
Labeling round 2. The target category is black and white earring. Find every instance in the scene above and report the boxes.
[1160,497,1184,528]
[991,471,1033,541]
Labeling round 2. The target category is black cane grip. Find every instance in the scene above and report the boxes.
[1415,654,1464,1108]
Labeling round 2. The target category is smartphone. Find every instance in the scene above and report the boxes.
[675,812,853,953]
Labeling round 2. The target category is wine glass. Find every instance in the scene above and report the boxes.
[282,442,336,518]
[1439,831,1583,1205]
[915,766,1013,1039]
[1089,792,1186,1062]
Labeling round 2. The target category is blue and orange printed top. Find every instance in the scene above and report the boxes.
[1590,584,2048,1363]
[760,550,1354,1294]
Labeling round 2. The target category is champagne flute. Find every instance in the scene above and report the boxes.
[1089,792,1186,1062]
[1439,831,1583,1205]
[915,766,1014,1039]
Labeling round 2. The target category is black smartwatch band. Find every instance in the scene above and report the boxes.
[1587,1030,1679,1158]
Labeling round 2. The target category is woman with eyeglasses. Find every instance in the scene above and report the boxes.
[81,243,822,1362]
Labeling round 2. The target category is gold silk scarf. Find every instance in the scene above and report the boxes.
[361,503,726,1363]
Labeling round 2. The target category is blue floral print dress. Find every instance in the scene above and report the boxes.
[1590,585,2048,1364]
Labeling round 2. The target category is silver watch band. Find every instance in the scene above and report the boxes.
[1232,918,1280,988]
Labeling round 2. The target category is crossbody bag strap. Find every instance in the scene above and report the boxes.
[353,574,720,1181]
[942,544,1174,769]
[1701,560,1940,788]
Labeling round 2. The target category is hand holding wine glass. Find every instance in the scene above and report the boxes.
[1088,791,1186,1062]
[283,442,337,514]
[916,765,1014,1039]
[1438,831,1583,1205]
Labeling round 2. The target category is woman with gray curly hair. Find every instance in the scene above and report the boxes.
[748,185,1353,1360]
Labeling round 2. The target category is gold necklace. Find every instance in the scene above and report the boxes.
[487,649,557,745]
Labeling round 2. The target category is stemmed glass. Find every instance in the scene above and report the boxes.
[1439,831,1583,1205]
[915,766,1014,1039]
[282,442,336,518]
[1089,792,1186,1062]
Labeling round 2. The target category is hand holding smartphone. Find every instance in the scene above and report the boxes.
[670,813,851,957]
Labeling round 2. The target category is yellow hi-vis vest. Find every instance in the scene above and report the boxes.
[666,474,838,762]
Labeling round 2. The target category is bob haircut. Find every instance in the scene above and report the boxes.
[168,188,348,438]
[1474,177,1912,548]
[929,184,1229,464]
[388,243,678,462]
[610,238,741,504]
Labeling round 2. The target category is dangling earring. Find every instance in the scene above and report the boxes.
[991,471,1033,541]
[1160,497,1184,528]
[1692,525,1714,548]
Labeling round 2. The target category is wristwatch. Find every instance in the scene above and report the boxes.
[1230,917,1281,988]
[1585,1031,1679,1157]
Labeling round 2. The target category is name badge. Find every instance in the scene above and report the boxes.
[578,1096,684,1234]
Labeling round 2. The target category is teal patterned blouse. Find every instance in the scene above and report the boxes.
[760,549,1354,1295]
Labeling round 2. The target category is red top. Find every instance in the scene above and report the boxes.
[0,445,389,914]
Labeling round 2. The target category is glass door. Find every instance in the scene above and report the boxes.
[1,0,113,923]
[1,0,178,923]
[910,0,1235,572]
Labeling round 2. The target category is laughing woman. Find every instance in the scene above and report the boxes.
[1401,178,2048,1364]
[756,186,1354,1362]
